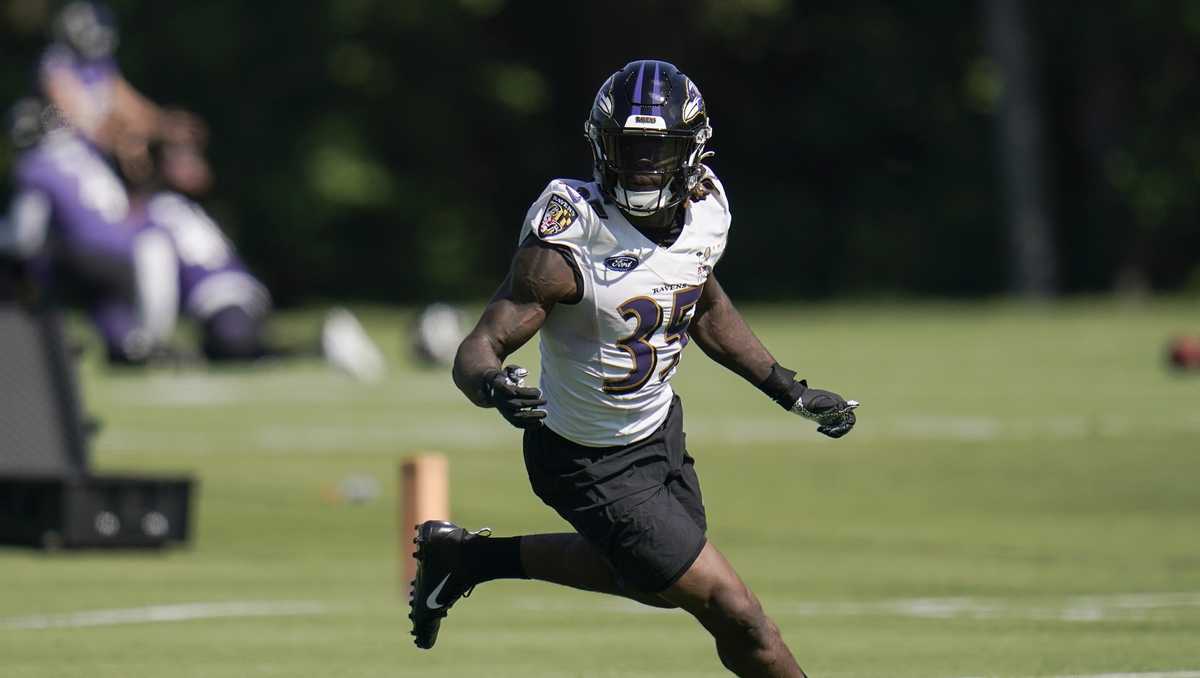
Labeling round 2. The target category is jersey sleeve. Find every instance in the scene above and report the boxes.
[518,179,594,248]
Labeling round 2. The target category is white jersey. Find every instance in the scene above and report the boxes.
[518,167,730,447]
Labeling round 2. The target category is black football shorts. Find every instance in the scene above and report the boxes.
[522,395,707,594]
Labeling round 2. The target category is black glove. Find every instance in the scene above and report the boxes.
[790,381,858,438]
[483,365,547,430]
[758,363,859,439]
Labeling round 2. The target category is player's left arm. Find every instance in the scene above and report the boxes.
[688,273,858,439]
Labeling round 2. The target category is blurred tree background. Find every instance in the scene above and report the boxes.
[2,0,1198,304]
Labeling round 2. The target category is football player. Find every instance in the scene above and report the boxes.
[412,60,859,677]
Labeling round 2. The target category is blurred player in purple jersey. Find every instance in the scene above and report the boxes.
[4,2,383,378]
[1,1,199,362]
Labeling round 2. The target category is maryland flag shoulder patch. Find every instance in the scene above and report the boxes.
[538,194,578,238]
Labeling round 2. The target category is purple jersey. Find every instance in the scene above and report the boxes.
[38,43,120,134]
[139,192,270,321]
[9,131,134,268]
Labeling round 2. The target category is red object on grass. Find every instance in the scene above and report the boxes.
[1168,335,1200,369]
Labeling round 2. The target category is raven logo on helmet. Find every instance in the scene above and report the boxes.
[596,85,614,118]
[682,77,705,123]
[539,195,578,237]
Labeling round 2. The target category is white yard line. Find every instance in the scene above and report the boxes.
[0,600,329,630]
[770,591,1200,622]
[1049,673,1200,678]
[512,591,1200,623]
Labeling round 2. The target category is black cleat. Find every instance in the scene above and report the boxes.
[409,520,490,650]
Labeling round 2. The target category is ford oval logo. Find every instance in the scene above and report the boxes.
[604,255,640,272]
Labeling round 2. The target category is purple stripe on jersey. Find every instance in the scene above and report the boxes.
[631,62,646,115]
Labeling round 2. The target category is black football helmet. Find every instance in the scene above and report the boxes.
[585,60,713,216]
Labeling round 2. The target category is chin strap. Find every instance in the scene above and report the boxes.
[612,185,678,215]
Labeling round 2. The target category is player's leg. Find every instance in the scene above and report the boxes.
[519,532,676,609]
[59,232,178,363]
[660,542,806,678]
[522,441,806,676]
[409,523,676,649]
[60,235,146,363]
[90,299,152,364]
[515,476,803,675]
[569,395,802,676]
[657,408,804,676]
[201,305,267,361]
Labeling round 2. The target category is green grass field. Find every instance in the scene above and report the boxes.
[2,300,1198,678]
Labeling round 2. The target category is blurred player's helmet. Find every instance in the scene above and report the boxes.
[585,60,713,216]
[412,303,467,367]
[53,1,119,60]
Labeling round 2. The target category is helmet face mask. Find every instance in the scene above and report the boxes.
[585,60,713,217]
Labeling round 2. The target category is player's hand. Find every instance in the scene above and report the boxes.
[788,380,858,439]
[483,365,546,430]
[159,108,208,147]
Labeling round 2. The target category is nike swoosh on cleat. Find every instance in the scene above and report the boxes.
[426,573,452,609]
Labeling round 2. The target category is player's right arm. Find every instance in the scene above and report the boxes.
[452,236,579,428]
